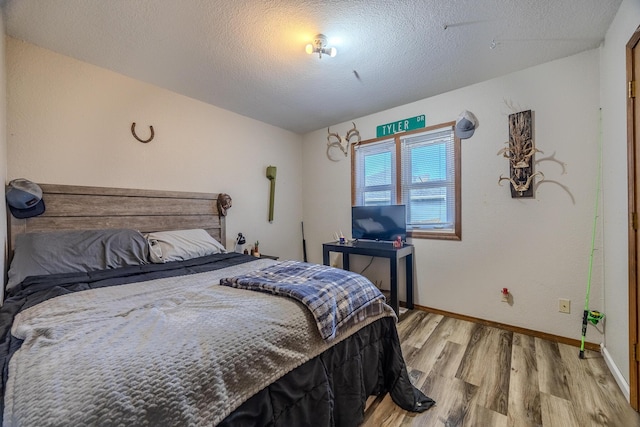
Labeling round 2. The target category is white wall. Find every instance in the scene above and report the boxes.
[7,38,304,260]
[600,0,640,390]
[302,49,603,343]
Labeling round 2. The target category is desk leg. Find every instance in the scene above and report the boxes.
[323,249,330,266]
[390,258,398,316]
[342,254,350,271]
[405,253,414,309]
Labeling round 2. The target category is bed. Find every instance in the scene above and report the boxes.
[0,184,434,426]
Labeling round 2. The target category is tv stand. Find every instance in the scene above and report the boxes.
[322,241,414,317]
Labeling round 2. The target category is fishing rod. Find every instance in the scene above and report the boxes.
[579,109,605,359]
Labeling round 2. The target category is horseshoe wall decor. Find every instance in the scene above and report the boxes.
[131,122,155,143]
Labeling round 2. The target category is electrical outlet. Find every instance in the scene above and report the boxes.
[559,299,571,314]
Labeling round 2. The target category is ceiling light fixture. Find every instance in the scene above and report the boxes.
[305,34,337,58]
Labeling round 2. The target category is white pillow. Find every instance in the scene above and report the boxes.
[145,229,227,263]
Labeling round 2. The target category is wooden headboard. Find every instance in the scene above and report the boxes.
[7,184,226,255]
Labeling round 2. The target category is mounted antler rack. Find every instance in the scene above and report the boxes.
[326,122,361,161]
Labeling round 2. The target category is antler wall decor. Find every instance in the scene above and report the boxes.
[326,122,361,161]
[131,122,155,143]
[497,110,544,198]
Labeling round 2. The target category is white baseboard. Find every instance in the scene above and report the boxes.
[601,343,630,402]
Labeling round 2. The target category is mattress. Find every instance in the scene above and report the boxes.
[0,252,433,426]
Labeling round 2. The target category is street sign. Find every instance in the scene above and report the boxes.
[376,115,425,138]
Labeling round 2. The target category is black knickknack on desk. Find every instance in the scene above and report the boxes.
[322,241,414,317]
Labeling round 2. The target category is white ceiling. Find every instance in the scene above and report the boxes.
[2,0,622,134]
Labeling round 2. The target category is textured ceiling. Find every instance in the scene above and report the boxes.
[2,0,622,134]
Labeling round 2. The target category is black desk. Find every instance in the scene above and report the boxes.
[322,241,414,316]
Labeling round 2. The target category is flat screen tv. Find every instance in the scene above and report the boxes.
[352,205,407,242]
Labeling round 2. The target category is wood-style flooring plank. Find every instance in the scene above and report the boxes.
[401,312,443,349]
[437,315,477,346]
[395,309,428,340]
[535,338,571,400]
[364,310,640,427]
[560,342,640,427]
[539,392,580,427]
[557,343,609,426]
[464,403,508,427]
[455,323,491,386]
[513,331,536,352]
[430,340,465,379]
[508,333,542,426]
[476,328,512,415]
[455,325,512,415]
[401,317,455,377]
[584,359,640,427]
[415,373,478,427]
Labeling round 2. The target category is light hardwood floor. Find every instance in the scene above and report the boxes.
[363,310,640,426]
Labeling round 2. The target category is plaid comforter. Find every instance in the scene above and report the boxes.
[220,260,392,340]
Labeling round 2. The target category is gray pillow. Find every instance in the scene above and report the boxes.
[7,229,150,290]
[145,229,227,263]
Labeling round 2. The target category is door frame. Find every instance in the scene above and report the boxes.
[627,24,640,412]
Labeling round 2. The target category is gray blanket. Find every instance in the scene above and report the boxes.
[3,259,393,426]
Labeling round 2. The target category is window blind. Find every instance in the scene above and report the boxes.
[354,139,396,206]
[401,127,455,232]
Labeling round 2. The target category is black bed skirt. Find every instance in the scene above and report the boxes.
[219,316,434,427]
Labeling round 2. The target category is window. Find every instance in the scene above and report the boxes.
[352,121,460,240]
[353,138,396,206]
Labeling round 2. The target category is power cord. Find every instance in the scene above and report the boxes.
[360,256,375,274]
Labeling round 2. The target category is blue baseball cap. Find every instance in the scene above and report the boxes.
[455,110,478,139]
[6,179,45,218]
